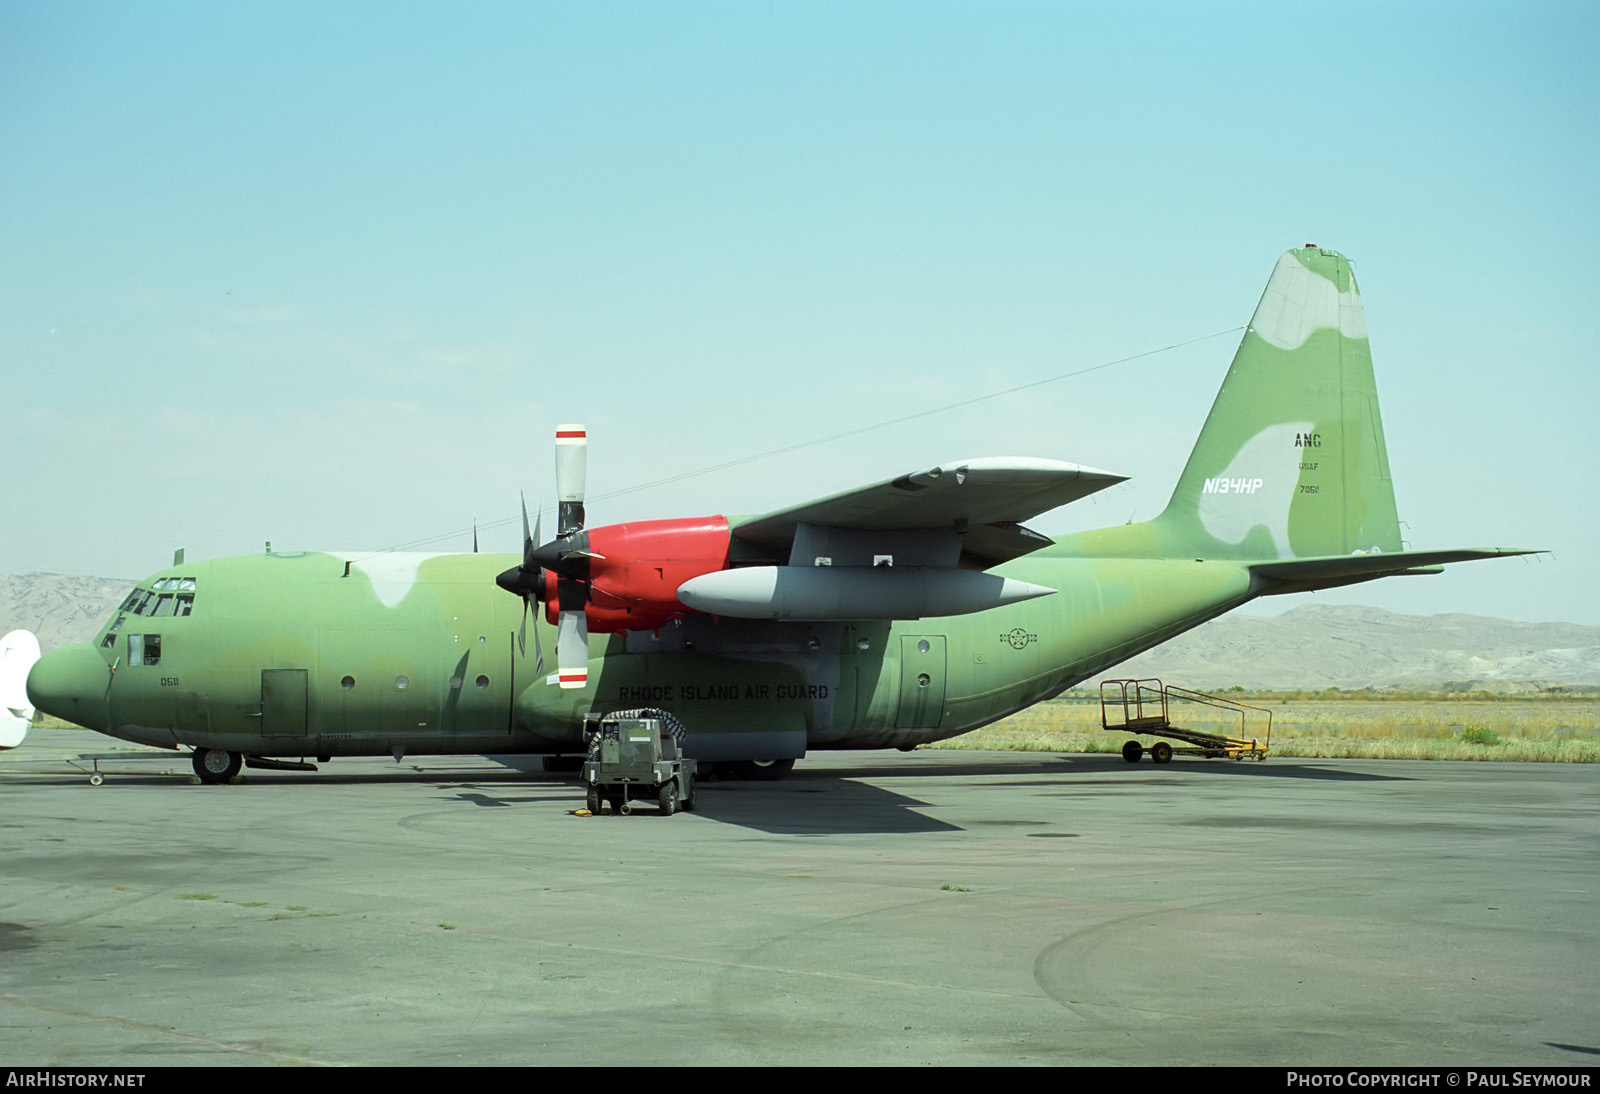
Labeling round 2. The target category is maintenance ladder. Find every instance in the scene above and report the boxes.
[1099,678,1272,763]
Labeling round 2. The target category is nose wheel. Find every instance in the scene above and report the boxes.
[192,748,242,784]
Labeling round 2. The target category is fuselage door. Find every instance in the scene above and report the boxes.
[261,669,309,737]
[896,635,947,731]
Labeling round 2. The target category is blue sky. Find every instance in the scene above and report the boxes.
[4,1,1595,623]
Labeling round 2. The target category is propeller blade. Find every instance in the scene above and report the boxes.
[502,427,589,684]
[530,506,547,676]
[555,424,587,536]
[555,609,588,689]
[533,605,544,677]
[521,492,536,569]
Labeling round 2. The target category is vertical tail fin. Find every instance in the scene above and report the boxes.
[1155,246,1402,560]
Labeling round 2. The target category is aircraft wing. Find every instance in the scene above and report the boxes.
[731,456,1126,569]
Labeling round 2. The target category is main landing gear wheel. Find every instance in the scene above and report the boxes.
[728,758,795,781]
[192,748,242,785]
[1121,740,1143,764]
[1150,741,1174,765]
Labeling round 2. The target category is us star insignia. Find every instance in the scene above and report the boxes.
[1001,628,1037,650]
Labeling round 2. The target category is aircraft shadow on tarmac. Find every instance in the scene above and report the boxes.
[434,772,966,835]
[683,778,965,835]
[783,754,1417,783]
[4,751,1414,837]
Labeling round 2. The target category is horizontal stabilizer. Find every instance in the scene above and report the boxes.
[1250,548,1543,594]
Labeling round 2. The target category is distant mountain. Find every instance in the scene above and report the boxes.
[1097,603,1600,692]
[0,573,133,653]
[3,573,1595,692]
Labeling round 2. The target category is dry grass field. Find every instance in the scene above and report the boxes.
[933,691,1600,762]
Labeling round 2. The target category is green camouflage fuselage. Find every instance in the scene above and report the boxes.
[52,542,1254,760]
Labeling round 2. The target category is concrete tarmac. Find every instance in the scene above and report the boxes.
[1,726,1596,1067]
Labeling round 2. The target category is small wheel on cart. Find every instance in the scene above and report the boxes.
[89,772,104,786]
[1151,741,1173,764]
[1121,740,1143,764]
[658,778,678,816]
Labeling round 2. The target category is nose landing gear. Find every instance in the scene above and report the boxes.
[192,748,242,784]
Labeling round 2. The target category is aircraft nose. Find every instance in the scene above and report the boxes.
[26,643,111,732]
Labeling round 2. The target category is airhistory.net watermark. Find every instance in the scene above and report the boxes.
[5,1074,145,1088]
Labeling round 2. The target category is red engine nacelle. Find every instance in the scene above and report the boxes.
[542,515,733,633]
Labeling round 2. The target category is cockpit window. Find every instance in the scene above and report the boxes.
[120,578,198,617]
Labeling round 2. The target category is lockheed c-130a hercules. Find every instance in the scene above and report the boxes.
[17,247,1536,784]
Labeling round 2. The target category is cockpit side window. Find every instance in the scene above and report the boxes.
[127,634,161,666]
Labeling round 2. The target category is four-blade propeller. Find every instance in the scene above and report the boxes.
[494,425,594,690]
